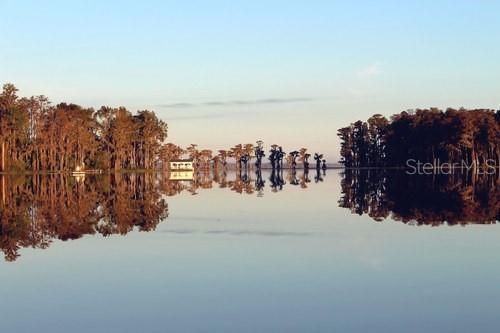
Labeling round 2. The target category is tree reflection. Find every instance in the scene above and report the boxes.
[0,169,325,261]
[339,170,500,225]
[4,168,498,261]
[0,174,168,261]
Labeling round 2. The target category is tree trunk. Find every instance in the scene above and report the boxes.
[1,140,5,172]
[1,175,5,206]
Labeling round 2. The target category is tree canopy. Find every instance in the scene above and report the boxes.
[338,109,500,168]
[0,83,168,172]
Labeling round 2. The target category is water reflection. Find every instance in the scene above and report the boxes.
[2,169,499,261]
[0,169,323,261]
[339,170,500,226]
[0,174,168,261]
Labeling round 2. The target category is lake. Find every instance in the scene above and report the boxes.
[0,170,499,333]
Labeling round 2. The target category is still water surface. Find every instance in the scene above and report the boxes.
[0,171,499,332]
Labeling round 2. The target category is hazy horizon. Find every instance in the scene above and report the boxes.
[2,1,500,161]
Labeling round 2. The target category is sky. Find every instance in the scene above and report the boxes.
[1,0,500,161]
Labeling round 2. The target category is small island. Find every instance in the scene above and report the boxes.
[337,109,499,170]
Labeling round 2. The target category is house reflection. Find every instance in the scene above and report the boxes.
[168,159,195,180]
[169,171,194,181]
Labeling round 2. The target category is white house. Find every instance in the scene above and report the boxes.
[169,159,194,171]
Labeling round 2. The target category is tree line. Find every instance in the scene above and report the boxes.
[1,83,327,173]
[338,108,500,168]
[160,141,327,171]
[0,83,167,172]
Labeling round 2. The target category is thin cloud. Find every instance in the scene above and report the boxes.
[164,111,230,120]
[157,97,313,109]
[202,101,226,106]
[356,63,382,79]
[159,102,195,108]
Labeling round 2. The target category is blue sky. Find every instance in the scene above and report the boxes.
[1,0,499,161]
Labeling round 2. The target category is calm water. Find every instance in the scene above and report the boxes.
[0,170,499,333]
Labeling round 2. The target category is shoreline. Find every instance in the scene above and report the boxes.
[1,165,498,175]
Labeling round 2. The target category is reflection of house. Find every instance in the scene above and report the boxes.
[72,163,102,176]
[168,160,194,181]
[169,171,194,181]
[169,159,194,171]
